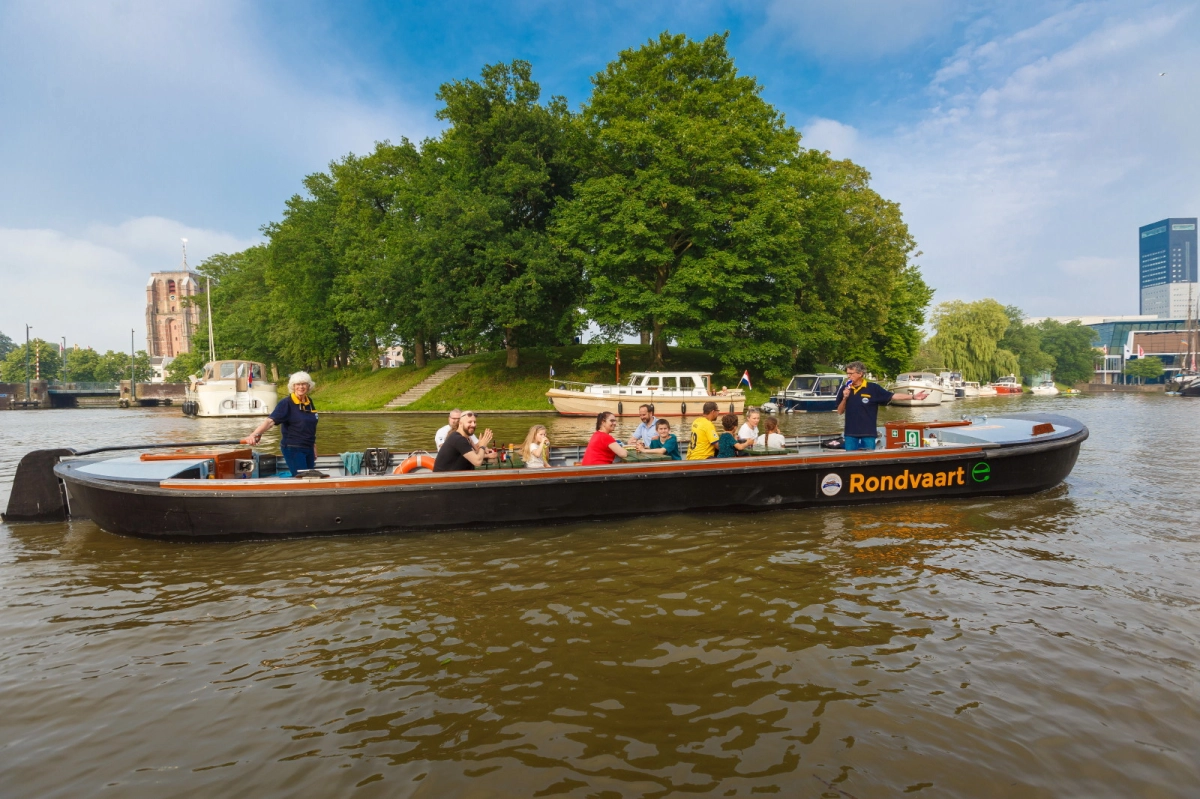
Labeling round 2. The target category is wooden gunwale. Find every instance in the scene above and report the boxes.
[160,444,989,492]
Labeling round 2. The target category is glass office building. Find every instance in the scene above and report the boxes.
[1139,218,1198,318]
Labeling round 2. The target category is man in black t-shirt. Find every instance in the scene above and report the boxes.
[836,361,895,451]
[433,412,496,472]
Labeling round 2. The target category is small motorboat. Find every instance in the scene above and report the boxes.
[939,372,963,402]
[769,373,845,413]
[546,371,744,417]
[956,381,982,399]
[1178,375,1200,397]
[890,372,945,406]
[991,375,1024,395]
[182,360,277,418]
[1030,379,1060,396]
[3,414,1088,539]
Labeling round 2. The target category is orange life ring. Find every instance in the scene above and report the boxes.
[394,454,436,474]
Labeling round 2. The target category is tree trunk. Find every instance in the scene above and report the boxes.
[640,330,650,345]
[505,328,519,368]
[413,339,427,368]
[651,322,666,369]
[370,337,380,370]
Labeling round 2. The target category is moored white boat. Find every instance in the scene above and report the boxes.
[889,372,945,406]
[956,381,982,398]
[769,373,844,413]
[1030,380,1060,396]
[546,371,744,417]
[991,375,1023,395]
[183,360,277,418]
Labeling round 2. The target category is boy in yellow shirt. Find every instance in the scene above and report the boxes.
[686,402,722,459]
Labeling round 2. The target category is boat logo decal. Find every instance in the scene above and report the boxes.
[971,462,991,483]
[820,473,843,496]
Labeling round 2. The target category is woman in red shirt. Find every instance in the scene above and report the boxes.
[582,412,633,465]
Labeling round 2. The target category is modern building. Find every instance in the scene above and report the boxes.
[1139,218,1197,318]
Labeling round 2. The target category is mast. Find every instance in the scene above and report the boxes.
[206,276,216,363]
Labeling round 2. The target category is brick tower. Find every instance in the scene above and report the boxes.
[146,241,201,359]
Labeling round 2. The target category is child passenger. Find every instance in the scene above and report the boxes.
[648,418,682,460]
[716,414,752,458]
[520,425,552,468]
[755,416,786,450]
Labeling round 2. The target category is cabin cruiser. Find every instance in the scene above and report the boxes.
[938,372,963,402]
[768,373,845,413]
[546,371,744,416]
[182,360,277,418]
[889,372,945,406]
[1030,376,1060,396]
[956,381,981,398]
[990,375,1024,395]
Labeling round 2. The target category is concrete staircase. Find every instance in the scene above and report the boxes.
[385,362,472,408]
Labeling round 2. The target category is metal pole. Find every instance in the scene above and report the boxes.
[206,276,216,362]
[130,328,136,403]
[24,324,30,402]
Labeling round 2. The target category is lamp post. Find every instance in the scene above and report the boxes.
[24,324,31,403]
[130,328,136,403]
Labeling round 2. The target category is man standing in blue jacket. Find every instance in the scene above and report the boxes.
[836,361,895,451]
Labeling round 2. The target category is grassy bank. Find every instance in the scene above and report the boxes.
[307,345,774,411]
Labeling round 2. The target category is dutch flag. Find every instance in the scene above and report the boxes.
[739,370,752,389]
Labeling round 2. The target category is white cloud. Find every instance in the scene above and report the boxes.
[802,117,860,160]
[0,219,258,353]
[813,2,1200,316]
[763,0,955,58]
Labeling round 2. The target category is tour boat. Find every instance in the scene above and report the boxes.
[182,360,277,418]
[546,371,744,417]
[4,413,1088,539]
[990,375,1024,395]
[768,373,845,413]
[889,372,945,406]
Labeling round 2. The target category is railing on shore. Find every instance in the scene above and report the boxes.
[48,382,120,392]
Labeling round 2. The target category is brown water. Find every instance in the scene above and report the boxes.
[1,397,1198,798]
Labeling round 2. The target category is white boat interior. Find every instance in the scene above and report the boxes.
[185,360,277,417]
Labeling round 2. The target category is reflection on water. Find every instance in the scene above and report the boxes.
[2,396,1199,797]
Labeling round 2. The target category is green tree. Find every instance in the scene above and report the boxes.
[555,32,806,376]
[423,60,584,368]
[0,339,61,383]
[192,248,276,367]
[929,299,1020,381]
[1037,319,1098,385]
[997,306,1054,382]
[95,350,152,383]
[63,348,102,382]
[165,350,207,382]
[1125,357,1164,384]
[0,330,14,360]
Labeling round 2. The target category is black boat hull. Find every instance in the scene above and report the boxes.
[55,422,1087,540]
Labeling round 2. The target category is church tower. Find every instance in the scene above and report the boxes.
[146,240,201,360]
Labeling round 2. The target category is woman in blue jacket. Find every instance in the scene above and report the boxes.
[242,372,319,476]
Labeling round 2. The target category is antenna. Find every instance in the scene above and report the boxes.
[181,237,189,270]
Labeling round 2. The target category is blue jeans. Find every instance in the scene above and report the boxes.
[281,445,316,476]
[844,435,877,451]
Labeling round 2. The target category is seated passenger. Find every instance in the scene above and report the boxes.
[435,408,480,451]
[738,408,760,443]
[716,413,752,458]
[626,404,660,448]
[432,412,495,472]
[686,402,722,460]
[754,416,786,450]
[520,424,552,469]
[582,411,633,465]
[648,418,681,460]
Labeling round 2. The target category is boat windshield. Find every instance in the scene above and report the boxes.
[786,375,817,392]
[815,376,843,395]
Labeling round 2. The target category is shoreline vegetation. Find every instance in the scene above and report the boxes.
[307,345,772,412]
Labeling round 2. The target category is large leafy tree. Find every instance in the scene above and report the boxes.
[1125,356,1164,384]
[1037,319,1098,385]
[63,348,102,382]
[0,339,61,383]
[425,60,583,367]
[95,350,152,383]
[555,32,806,375]
[0,330,14,360]
[929,299,1020,381]
[192,248,275,367]
[997,305,1054,381]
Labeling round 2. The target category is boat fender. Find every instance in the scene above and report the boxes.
[681,402,686,416]
[729,402,734,414]
[395,454,436,474]
[618,401,623,416]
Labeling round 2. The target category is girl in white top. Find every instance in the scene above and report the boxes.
[737,409,761,442]
[520,425,552,468]
[755,416,786,450]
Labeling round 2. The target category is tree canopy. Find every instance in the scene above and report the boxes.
[0,330,14,360]
[0,339,61,383]
[1125,357,1164,383]
[929,299,1019,381]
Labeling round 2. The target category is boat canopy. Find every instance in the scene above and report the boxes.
[204,361,266,381]
[896,372,940,382]
[783,374,844,395]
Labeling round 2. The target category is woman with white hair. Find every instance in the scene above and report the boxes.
[242,371,320,477]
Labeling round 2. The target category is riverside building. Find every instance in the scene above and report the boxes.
[1139,218,1198,319]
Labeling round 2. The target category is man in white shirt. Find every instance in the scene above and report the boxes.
[737,408,761,443]
[434,409,462,450]
[626,404,660,448]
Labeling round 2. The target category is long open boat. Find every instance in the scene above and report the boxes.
[3,413,1086,540]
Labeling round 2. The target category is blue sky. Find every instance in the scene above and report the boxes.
[1,0,1197,352]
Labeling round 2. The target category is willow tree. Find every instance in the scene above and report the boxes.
[554,32,806,375]
[929,299,1019,381]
